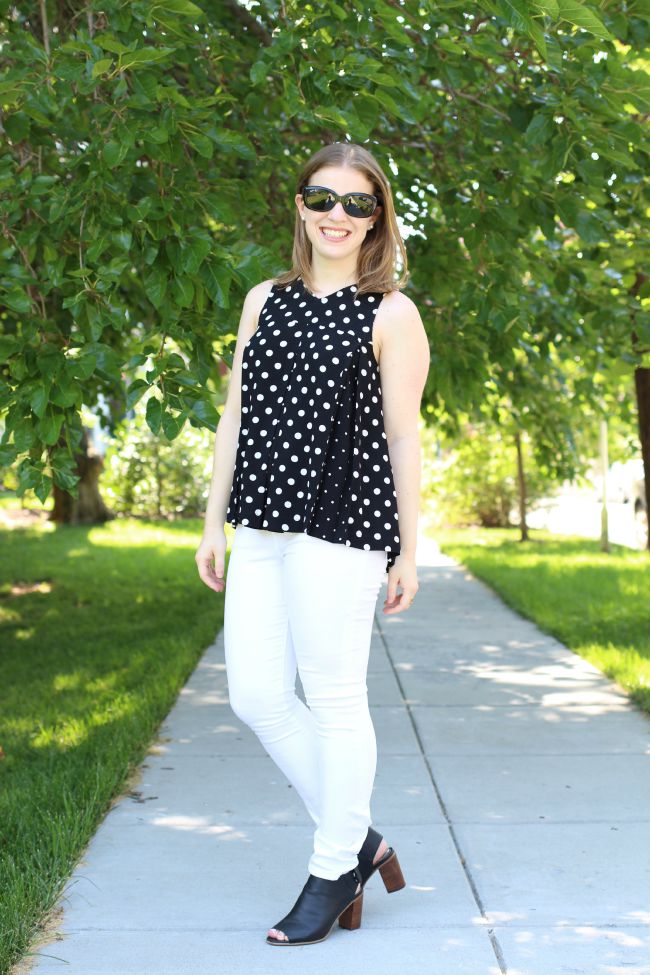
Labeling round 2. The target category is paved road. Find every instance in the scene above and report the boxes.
[20,534,650,975]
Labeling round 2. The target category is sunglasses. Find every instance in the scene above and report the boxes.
[302,185,381,218]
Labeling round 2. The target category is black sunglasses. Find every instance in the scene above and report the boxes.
[302,185,381,218]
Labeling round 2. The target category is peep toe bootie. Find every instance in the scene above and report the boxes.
[266,866,364,946]
[357,826,406,892]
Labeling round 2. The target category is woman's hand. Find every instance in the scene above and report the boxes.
[195,528,228,593]
[383,553,418,614]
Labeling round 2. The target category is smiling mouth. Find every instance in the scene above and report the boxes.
[320,227,352,240]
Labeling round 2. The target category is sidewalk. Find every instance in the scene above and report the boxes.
[21,536,650,975]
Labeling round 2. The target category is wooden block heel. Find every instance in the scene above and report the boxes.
[338,891,363,930]
[377,850,406,892]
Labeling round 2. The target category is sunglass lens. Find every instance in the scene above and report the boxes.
[346,194,376,217]
[304,188,333,211]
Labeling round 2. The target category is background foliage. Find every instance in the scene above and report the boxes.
[101,393,213,518]
[1,0,649,506]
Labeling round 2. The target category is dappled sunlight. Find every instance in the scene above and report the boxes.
[29,719,89,750]
[11,627,35,640]
[570,926,648,946]
[192,662,227,675]
[0,605,21,625]
[149,722,245,755]
[392,642,645,718]
[179,688,230,705]
[50,668,130,698]
[86,520,203,550]
[484,910,530,923]
[29,693,142,750]
[171,720,242,742]
[148,816,251,839]
[627,911,650,925]
[52,673,83,692]
[405,786,426,797]
[497,923,650,975]
[5,579,54,595]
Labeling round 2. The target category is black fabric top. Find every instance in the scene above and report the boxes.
[226,275,401,572]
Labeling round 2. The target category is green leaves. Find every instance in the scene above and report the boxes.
[499,0,549,58]
[509,0,615,43]
[38,408,65,446]
[145,396,163,435]
[29,385,50,419]
[2,287,33,314]
[555,0,615,42]
[117,47,175,72]
[36,345,66,381]
[91,58,113,78]
[15,457,53,504]
[126,379,150,411]
[102,140,130,168]
[524,112,554,147]
[532,1,559,15]
[185,130,213,158]
[144,264,168,309]
[149,0,204,18]
[1,0,647,511]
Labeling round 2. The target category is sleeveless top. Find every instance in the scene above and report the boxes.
[225,275,401,572]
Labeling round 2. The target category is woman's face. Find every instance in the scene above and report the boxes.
[295,165,382,258]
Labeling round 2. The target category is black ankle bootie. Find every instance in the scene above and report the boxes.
[266,865,364,946]
[357,826,407,892]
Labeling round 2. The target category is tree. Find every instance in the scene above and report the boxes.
[1,1,648,530]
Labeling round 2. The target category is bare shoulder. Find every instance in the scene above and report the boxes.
[376,289,420,323]
[245,277,277,317]
[249,277,277,300]
[374,289,424,346]
[239,277,277,340]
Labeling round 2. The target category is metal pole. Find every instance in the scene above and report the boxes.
[600,418,609,553]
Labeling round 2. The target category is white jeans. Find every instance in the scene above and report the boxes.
[223,525,387,880]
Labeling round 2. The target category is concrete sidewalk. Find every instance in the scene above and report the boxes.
[22,536,650,975]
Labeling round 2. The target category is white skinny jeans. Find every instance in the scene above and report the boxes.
[223,525,387,880]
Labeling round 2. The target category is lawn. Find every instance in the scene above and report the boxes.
[0,515,224,975]
[2,516,648,973]
[435,526,650,716]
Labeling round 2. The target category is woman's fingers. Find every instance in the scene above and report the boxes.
[382,588,416,614]
[199,560,224,592]
[195,551,226,592]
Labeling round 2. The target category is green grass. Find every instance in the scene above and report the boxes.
[0,489,49,508]
[0,517,225,975]
[2,517,648,972]
[435,526,650,716]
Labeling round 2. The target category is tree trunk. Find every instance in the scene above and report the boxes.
[515,429,529,541]
[634,366,650,551]
[154,439,162,519]
[49,427,116,525]
[599,418,610,553]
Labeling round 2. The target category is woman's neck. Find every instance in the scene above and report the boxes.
[308,257,359,296]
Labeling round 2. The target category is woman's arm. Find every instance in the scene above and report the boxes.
[196,278,275,591]
[373,290,431,613]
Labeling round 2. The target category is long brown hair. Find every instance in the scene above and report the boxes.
[273,142,409,297]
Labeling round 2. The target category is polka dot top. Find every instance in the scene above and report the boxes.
[225,275,401,572]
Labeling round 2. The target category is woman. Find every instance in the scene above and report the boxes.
[195,142,430,945]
